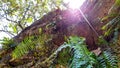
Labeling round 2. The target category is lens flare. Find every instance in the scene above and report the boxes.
[64,0,85,9]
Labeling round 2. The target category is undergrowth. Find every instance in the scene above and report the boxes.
[50,36,118,68]
[12,33,51,59]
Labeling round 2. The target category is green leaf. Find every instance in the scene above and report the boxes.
[12,33,51,59]
[115,0,120,6]
[9,0,18,7]
[12,25,17,33]
[27,17,33,23]
[98,51,118,68]
[52,36,98,68]
[101,16,109,21]
[39,28,42,33]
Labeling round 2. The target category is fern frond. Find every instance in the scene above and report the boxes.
[50,36,98,68]
[0,37,15,49]
[98,50,118,68]
[102,16,120,41]
[102,1,120,41]
[35,43,70,67]
[12,36,35,59]
[50,36,118,68]
[68,37,98,68]
[102,16,120,30]
[12,33,51,59]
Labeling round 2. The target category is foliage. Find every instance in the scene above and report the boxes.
[102,16,120,37]
[0,37,15,49]
[108,0,120,15]
[67,37,97,68]
[50,36,118,68]
[99,0,120,67]
[98,50,118,68]
[12,36,35,59]
[0,0,119,67]
[12,33,51,59]
[101,0,120,43]
[52,46,72,66]
[0,0,65,36]
[97,36,108,46]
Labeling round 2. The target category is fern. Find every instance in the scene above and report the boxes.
[102,0,120,43]
[0,37,15,50]
[56,47,72,66]
[51,36,98,68]
[50,36,118,68]
[12,33,51,59]
[102,16,120,45]
[68,36,98,68]
[102,16,120,36]
[98,50,118,68]
[12,36,36,59]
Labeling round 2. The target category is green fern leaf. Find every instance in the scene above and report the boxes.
[98,50,118,68]
[12,32,51,59]
[51,36,118,68]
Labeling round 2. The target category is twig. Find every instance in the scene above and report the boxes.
[0,30,15,37]
[18,3,31,29]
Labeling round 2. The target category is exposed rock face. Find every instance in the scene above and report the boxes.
[14,0,115,50]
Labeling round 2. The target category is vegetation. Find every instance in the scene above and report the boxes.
[0,0,64,36]
[0,0,120,68]
[49,36,118,68]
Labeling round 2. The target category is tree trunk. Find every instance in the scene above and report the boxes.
[14,0,115,50]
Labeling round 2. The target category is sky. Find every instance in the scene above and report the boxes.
[63,0,85,9]
[0,19,10,49]
[0,0,86,49]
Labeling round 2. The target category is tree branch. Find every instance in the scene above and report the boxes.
[0,30,15,37]
[1,5,24,30]
[18,3,31,30]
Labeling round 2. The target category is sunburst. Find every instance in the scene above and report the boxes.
[63,0,86,9]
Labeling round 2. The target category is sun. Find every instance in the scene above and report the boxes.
[63,0,86,9]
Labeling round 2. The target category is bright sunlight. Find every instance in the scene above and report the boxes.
[63,0,86,9]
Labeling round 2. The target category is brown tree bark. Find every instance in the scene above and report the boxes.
[4,0,116,67]
[13,0,115,50]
